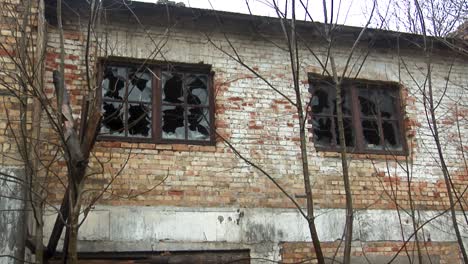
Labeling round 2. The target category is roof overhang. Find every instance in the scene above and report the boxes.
[44,0,467,55]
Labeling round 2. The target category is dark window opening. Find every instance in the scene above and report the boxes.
[312,116,333,146]
[102,102,125,136]
[335,117,354,147]
[362,119,381,149]
[49,250,251,264]
[311,83,355,149]
[99,61,214,145]
[309,76,405,154]
[128,104,151,137]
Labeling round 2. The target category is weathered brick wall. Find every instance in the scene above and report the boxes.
[2,2,458,263]
[281,241,461,264]
[0,0,44,262]
[0,0,465,262]
[0,0,44,164]
[40,4,468,212]
[0,0,25,166]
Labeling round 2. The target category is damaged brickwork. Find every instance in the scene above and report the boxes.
[0,0,467,262]
[0,0,44,263]
[281,241,460,264]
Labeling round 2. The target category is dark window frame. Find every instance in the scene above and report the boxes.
[308,74,407,155]
[97,59,216,146]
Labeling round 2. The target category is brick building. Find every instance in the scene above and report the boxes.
[0,0,467,263]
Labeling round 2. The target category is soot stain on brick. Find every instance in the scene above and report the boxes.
[244,222,279,242]
[236,209,244,225]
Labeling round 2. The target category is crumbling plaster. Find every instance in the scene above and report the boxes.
[43,206,468,262]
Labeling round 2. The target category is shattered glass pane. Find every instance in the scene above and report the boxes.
[311,116,333,146]
[358,89,378,117]
[311,89,332,115]
[162,72,184,104]
[128,68,152,102]
[379,89,397,118]
[186,74,208,106]
[102,67,126,100]
[382,120,402,150]
[334,117,354,147]
[162,105,185,139]
[128,103,151,137]
[188,107,210,140]
[362,119,382,149]
[101,102,125,136]
[310,82,403,152]
[312,86,351,116]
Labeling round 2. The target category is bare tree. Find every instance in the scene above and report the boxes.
[0,1,168,263]
[203,0,384,263]
[1,0,465,263]
[369,0,468,262]
[203,0,467,263]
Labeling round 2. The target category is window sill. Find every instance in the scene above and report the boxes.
[96,141,217,152]
[314,147,408,160]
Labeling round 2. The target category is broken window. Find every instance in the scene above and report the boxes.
[161,72,211,142]
[311,82,354,148]
[309,76,405,154]
[100,66,152,138]
[99,61,214,144]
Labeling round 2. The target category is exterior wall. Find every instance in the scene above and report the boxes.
[41,7,467,259]
[43,5,468,211]
[0,1,466,263]
[0,0,45,263]
[281,241,460,264]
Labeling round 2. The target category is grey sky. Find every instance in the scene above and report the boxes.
[138,0,375,27]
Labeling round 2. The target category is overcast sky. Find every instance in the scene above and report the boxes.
[138,0,376,27]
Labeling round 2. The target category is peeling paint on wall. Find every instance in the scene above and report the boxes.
[41,206,468,263]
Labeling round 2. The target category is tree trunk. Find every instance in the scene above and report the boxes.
[288,3,324,262]
[330,57,353,264]
[66,209,79,264]
[35,214,44,264]
[411,1,468,260]
[336,82,353,264]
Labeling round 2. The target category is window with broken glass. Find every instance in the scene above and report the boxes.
[309,77,406,154]
[100,63,214,144]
